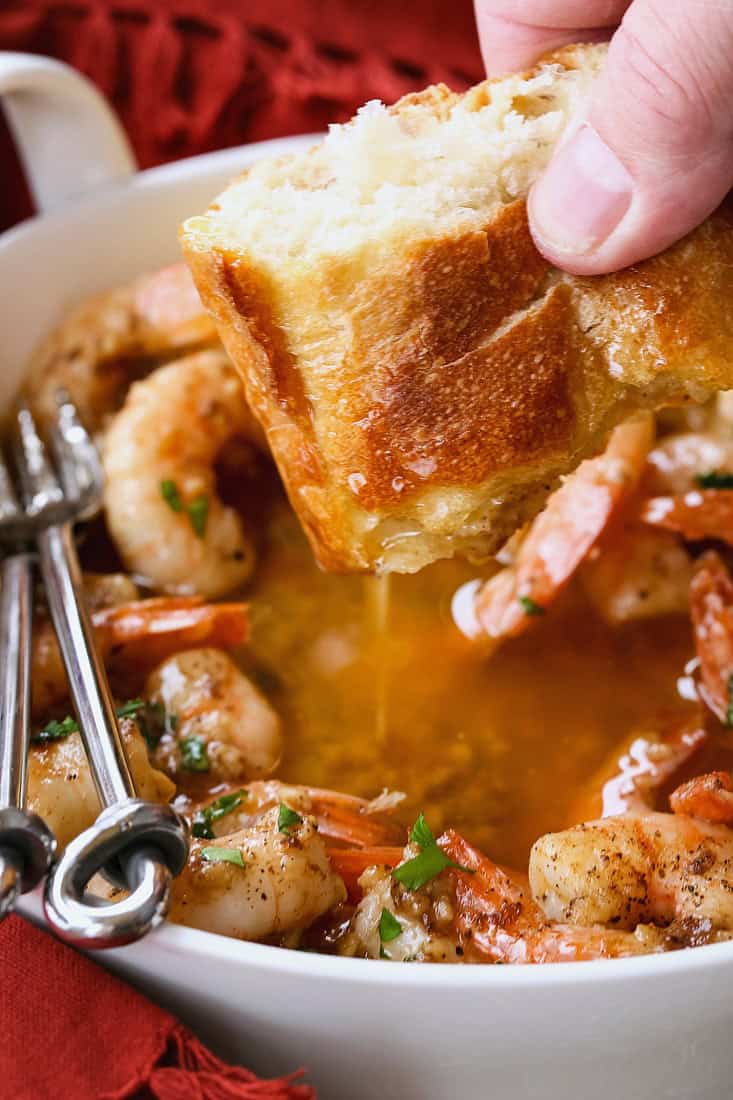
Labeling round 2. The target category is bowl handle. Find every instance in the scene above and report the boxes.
[0,52,137,215]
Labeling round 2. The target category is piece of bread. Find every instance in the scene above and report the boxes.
[181,44,733,574]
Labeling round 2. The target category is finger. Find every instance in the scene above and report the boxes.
[476,16,612,75]
[474,0,630,74]
[528,0,733,274]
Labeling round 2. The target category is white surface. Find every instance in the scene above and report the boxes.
[4,49,733,1100]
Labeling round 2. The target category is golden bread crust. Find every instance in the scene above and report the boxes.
[181,47,733,573]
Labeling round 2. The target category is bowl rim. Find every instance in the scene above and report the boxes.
[10,133,732,991]
[110,913,733,987]
[18,890,733,986]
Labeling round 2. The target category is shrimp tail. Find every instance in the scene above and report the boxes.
[328,846,404,901]
[472,414,654,643]
[671,771,733,824]
[32,597,249,716]
[570,709,709,822]
[439,829,546,962]
[690,550,733,723]
[306,788,404,850]
[94,597,249,664]
[441,830,649,963]
[642,489,733,544]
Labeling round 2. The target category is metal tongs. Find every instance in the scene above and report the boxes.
[0,394,188,947]
[0,470,55,918]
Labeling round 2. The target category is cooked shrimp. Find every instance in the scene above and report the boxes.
[444,830,658,962]
[688,550,733,724]
[27,718,174,850]
[671,772,733,825]
[579,523,691,624]
[187,781,404,851]
[327,846,404,901]
[467,415,653,642]
[340,856,466,962]
[25,264,219,434]
[103,350,260,597]
[641,411,733,544]
[570,711,708,822]
[31,596,248,717]
[529,813,733,934]
[342,831,651,963]
[145,648,283,781]
[131,264,218,351]
[168,807,346,941]
[642,489,733,545]
[182,782,402,915]
[645,431,733,496]
[82,571,140,610]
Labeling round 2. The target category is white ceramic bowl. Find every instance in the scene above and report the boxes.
[3,51,733,1100]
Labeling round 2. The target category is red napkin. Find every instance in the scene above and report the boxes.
[0,0,483,231]
[0,914,316,1100]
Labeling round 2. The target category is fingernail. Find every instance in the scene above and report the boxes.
[530,123,633,256]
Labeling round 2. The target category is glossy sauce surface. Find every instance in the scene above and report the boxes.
[235,485,696,869]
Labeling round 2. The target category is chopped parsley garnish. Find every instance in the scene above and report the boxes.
[409,813,435,849]
[116,698,177,750]
[726,674,733,728]
[696,471,733,490]
[115,698,145,720]
[192,789,248,840]
[518,595,545,616]
[278,803,304,834]
[32,715,79,743]
[161,479,184,512]
[187,494,209,539]
[378,908,402,943]
[392,812,473,892]
[161,480,208,539]
[392,844,455,891]
[180,734,210,772]
[32,698,175,745]
[201,846,244,867]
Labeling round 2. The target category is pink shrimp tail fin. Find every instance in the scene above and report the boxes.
[473,415,654,641]
[300,786,405,849]
[642,489,733,544]
[671,771,733,824]
[328,846,404,901]
[92,597,249,669]
[438,829,543,962]
[440,830,662,963]
[690,551,733,723]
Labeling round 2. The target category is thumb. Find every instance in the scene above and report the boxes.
[528,0,733,274]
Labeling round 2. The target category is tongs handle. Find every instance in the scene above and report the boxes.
[0,552,56,918]
[0,555,34,810]
[40,524,188,947]
[38,525,135,805]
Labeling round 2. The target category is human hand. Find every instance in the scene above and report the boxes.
[474,1,733,273]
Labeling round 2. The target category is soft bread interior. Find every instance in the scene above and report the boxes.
[188,50,603,264]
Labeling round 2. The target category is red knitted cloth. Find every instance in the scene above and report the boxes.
[0,914,316,1100]
[0,0,483,230]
